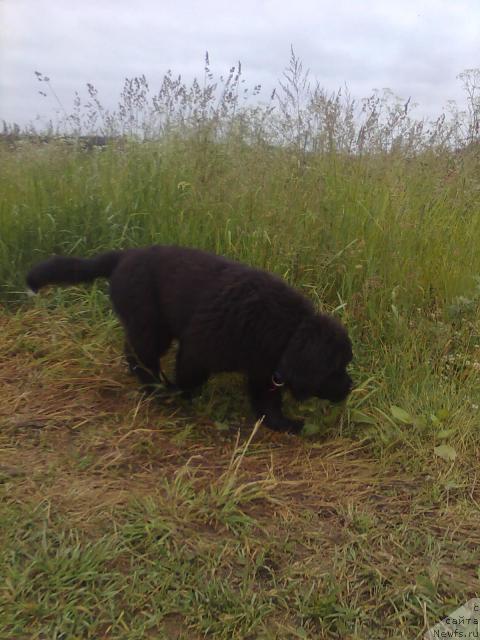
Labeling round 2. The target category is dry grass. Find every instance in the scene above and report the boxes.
[1,305,379,527]
[1,302,479,639]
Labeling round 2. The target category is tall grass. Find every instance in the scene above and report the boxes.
[1,51,480,460]
[3,133,480,312]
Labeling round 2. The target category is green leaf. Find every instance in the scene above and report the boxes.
[413,416,428,429]
[302,422,321,437]
[443,479,462,490]
[323,406,343,425]
[390,405,413,424]
[349,409,377,425]
[214,421,230,431]
[436,408,450,421]
[436,428,455,440]
[434,444,457,462]
[415,575,437,597]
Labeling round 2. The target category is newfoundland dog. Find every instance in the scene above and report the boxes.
[27,245,353,433]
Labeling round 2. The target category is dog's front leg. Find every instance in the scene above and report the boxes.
[247,377,303,434]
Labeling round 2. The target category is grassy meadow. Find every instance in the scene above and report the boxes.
[1,62,480,638]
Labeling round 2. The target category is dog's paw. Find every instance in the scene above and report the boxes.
[282,418,305,434]
[264,416,304,434]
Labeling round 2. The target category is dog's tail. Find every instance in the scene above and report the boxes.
[26,250,124,293]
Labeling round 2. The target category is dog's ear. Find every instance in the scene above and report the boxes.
[278,317,332,381]
[277,315,351,399]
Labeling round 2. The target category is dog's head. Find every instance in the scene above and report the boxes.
[276,314,353,403]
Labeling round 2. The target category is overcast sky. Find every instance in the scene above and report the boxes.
[1,0,479,128]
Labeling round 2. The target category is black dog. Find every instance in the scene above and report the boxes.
[27,245,352,433]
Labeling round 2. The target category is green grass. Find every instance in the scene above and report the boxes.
[1,125,480,638]
[1,393,479,640]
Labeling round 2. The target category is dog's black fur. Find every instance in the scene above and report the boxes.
[27,245,353,433]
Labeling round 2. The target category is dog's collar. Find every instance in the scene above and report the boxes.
[270,371,285,391]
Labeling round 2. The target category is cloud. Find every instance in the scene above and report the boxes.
[1,0,479,126]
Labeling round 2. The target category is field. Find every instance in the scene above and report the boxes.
[1,67,480,638]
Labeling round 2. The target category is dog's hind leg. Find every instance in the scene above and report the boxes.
[123,329,171,392]
[174,344,209,398]
[121,312,174,393]
[110,265,173,393]
[125,337,176,386]
[124,338,158,388]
